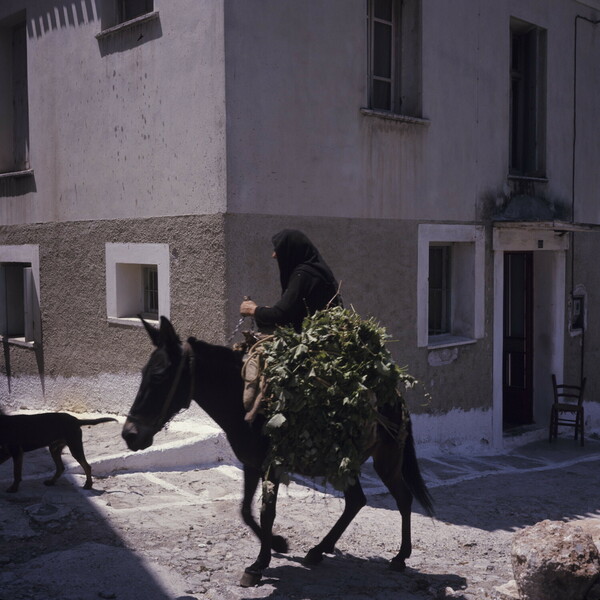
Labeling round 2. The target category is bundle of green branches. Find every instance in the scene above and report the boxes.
[259,305,415,491]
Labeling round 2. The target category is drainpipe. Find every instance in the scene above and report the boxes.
[571,15,600,385]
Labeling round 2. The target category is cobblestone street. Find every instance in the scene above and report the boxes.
[1,418,599,599]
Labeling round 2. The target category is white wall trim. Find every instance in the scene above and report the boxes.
[0,244,40,292]
[417,224,485,347]
[105,243,170,324]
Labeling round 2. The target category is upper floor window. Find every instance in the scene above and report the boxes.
[100,0,155,31]
[509,18,547,177]
[0,15,29,174]
[367,0,421,117]
[119,0,154,24]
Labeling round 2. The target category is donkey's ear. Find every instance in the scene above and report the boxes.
[158,316,180,349]
[139,314,161,346]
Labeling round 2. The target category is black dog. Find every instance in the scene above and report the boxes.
[0,411,117,493]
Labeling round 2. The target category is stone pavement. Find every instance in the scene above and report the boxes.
[1,412,599,600]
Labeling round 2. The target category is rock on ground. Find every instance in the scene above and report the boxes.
[511,520,600,600]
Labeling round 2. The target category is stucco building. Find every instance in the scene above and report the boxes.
[1,0,599,449]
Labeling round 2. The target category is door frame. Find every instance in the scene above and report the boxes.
[492,225,568,449]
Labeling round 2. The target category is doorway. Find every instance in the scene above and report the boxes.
[492,226,568,449]
[503,252,534,428]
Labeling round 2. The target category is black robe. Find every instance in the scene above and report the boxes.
[254,229,340,332]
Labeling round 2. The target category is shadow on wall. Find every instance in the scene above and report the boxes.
[0,173,36,198]
[26,0,99,38]
[1,338,45,397]
[24,1,163,55]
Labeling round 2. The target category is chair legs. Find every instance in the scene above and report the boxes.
[548,407,556,442]
[548,407,584,446]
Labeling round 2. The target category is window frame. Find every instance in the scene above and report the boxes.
[417,225,485,349]
[98,0,158,37]
[0,13,30,175]
[0,245,40,348]
[366,0,422,118]
[509,18,547,178]
[105,243,170,327]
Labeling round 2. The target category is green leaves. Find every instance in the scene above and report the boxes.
[260,306,415,491]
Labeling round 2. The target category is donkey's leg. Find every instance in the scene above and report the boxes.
[240,465,288,553]
[303,480,367,566]
[240,474,280,587]
[373,448,414,571]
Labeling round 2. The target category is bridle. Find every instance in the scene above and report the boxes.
[128,341,196,432]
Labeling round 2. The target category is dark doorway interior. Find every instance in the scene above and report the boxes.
[503,251,534,428]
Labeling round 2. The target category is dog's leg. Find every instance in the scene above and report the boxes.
[66,432,93,489]
[45,442,66,486]
[7,447,23,493]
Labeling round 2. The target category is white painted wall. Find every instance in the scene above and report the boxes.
[224,0,600,224]
[0,0,227,224]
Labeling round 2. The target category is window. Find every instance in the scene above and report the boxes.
[142,265,158,317]
[417,225,485,348]
[99,0,155,31]
[367,0,421,116]
[509,18,546,177]
[106,243,170,325]
[0,15,29,174]
[118,0,154,24]
[428,246,451,335]
[0,245,40,347]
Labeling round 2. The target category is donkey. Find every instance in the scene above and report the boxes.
[122,316,433,587]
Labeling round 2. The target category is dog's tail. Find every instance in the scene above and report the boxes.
[78,417,118,426]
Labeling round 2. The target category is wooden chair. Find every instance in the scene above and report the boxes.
[549,374,586,446]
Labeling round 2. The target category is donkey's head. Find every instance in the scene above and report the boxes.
[122,316,193,451]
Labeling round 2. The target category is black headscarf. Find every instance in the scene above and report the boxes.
[272,229,337,293]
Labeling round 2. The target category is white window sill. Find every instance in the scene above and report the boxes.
[427,334,477,350]
[360,108,430,126]
[0,336,35,349]
[107,316,158,328]
[96,11,160,40]
[0,169,34,180]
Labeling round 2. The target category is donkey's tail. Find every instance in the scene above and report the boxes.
[77,417,118,427]
[402,419,434,517]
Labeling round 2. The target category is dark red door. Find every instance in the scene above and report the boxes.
[503,252,534,428]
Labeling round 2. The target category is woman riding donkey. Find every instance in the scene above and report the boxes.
[239,229,341,420]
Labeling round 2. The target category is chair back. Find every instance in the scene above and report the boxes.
[552,374,586,407]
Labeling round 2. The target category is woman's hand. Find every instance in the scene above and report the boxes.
[240,299,257,316]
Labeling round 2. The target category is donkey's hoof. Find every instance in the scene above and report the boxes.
[303,548,324,566]
[240,569,262,588]
[390,557,406,572]
[272,535,288,554]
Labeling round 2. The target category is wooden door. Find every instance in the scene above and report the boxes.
[503,252,534,427]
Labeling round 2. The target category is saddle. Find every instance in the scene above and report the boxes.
[236,331,272,423]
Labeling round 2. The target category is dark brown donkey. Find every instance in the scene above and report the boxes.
[122,316,434,587]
